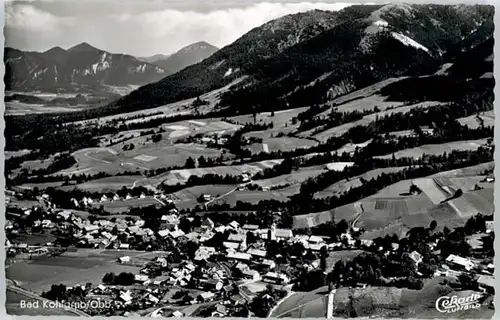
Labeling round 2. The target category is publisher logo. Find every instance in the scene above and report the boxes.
[436,293,482,313]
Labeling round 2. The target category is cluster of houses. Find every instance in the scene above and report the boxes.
[6,186,496,317]
[71,193,171,209]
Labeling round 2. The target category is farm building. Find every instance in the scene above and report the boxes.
[227,234,247,249]
[263,272,290,284]
[446,254,475,271]
[309,243,327,252]
[227,252,252,262]
[260,259,276,270]
[223,242,240,250]
[408,251,423,265]
[242,269,261,281]
[172,311,183,317]
[247,248,267,258]
[118,256,131,263]
[243,224,259,231]
[228,221,240,229]
[198,292,216,302]
[200,279,223,291]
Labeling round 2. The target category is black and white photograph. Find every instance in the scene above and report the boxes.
[3,0,496,318]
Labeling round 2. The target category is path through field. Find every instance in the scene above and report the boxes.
[205,181,252,207]
[351,202,364,228]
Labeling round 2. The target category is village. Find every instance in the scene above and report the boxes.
[5,186,495,317]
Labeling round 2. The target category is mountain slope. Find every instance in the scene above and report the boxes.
[108,4,493,116]
[4,43,166,92]
[108,8,348,112]
[151,41,219,76]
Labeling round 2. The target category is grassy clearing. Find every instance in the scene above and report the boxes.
[219,190,290,206]
[374,139,490,160]
[228,107,308,127]
[308,101,447,142]
[169,184,237,209]
[18,154,60,172]
[58,175,142,193]
[429,161,494,178]
[314,167,408,199]
[244,137,318,154]
[160,159,283,185]
[317,95,405,118]
[254,167,327,189]
[457,110,494,129]
[161,119,240,140]
[329,77,407,106]
[5,149,32,160]
[90,197,163,213]
[16,181,65,191]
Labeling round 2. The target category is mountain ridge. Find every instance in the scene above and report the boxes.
[108,4,493,116]
[4,43,166,93]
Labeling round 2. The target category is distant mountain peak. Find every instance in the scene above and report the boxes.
[68,42,100,53]
[44,46,66,54]
[178,41,218,54]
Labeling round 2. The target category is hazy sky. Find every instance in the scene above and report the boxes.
[4,0,355,57]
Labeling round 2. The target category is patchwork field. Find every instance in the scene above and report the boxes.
[5,249,160,294]
[160,159,283,185]
[57,143,227,176]
[374,139,490,160]
[294,166,494,235]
